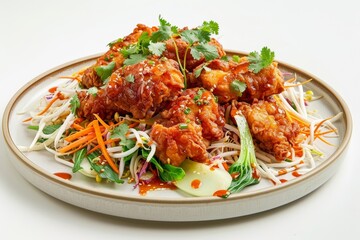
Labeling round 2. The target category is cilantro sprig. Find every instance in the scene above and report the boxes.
[119,16,220,89]
[94,61,116,82]
[248,47,275,73]
[70,94,80,115]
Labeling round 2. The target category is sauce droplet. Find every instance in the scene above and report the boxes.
[270,178,287,185]
[138,178,177,196]
[213,189,229,197]
[54,172,72,180]
[292,171,302,177]
[280,179,287,183]
[191,179,202,189]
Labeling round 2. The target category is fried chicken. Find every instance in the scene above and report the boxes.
[81,24,159,88]
[163,37,226,72]
[150,88,225,166]
[190,58,285,103]
[77,58,184,120]
[231,98,303,161]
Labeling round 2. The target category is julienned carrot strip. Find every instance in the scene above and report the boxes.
[37,95,59,116]
[286,110,310,128]
[71,123,84,131]
[61,137,97,155]
[87,138,119,155]
[284,78,313,89]
[317,135,335,146]
[313,117,332,137]
[65,126,95,142]
[22,117,33,122]
[128,122,139,128]
[58,133,95,153]
[93,114,110,130]
[93,120,119,173]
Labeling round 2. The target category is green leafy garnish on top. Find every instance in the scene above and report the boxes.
[248,47,275,73]
[110,123,135,149]
[94,61,116,81]
[70,94,80,115]
[119,15,220,89]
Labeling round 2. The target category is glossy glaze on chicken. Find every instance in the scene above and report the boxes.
[75,23,300,167]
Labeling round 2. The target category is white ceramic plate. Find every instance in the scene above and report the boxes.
[2,52,352,221]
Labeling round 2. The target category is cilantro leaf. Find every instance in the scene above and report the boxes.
[248,47,275,73]
[230,80,247,97]
[180,29,199,45]
[107,37,123,48]
[125,74,135,83]
[199,20,219,35]
[87,87,98,96]
[148,41,166,56]
[120,45,138,58]
[123,54,146,66]
[137,32,151,55]
[70,94,80,115]
[111,123,135,149]
[94,61,115,81]
[191,43,219,61]
[150,15,175,42]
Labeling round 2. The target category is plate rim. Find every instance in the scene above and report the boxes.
[2,50,353,205]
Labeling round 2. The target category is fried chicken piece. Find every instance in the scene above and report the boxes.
[163,37,226,72]
[150,88,225,166]
[232,98,303,161]
[81,24,158,88]
[77,58,184,120]
[190,58,284,103]
[150,123,209,167]
[159,88,225,141]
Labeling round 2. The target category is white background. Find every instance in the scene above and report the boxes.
[1,0,359,239]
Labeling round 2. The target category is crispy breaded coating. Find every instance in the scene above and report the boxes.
[163,37,225,71]
[150,88,225,166]
[150,123,209,167]
[77,58,184,120]
[81,24,158,88]
[232,98,301,161]
[191,58,284,103]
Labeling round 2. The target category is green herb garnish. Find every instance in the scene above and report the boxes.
[230,80,247,97]
[72,148,87,173]
[125,74,135,83]
[110,123,135,149]
[70,94,80,115]
[94,61,116,81]
[87,87,98,96]
[248,47,275,73]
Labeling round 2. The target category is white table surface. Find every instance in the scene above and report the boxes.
[1,0,359,239]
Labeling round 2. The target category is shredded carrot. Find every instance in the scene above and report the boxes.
[93,120,119,173]
[64,126,95,142]
[285,77,296,83]
[317,135,336,146]
[36,94,59,116]
[74,117,85,124]
[93,114,110,130]
[59,76,81,82]
[128,122,140,129]
[58,133,96,153]
[87,138,119,155]
[22,117,33,122]
[60,139,96,155]
[284,78,313,89]
[71,123,84,131]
